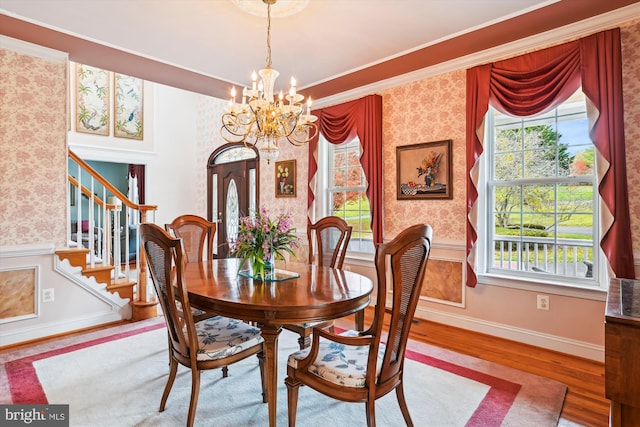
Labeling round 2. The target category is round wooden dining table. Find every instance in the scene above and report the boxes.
[184,258,374,427]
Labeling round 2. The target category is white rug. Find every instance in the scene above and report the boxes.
[2,318,567,426]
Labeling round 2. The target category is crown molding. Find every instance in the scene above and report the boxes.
[314,4,640,109]
[0,34,67,62]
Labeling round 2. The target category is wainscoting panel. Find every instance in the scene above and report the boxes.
[421,258,465,307]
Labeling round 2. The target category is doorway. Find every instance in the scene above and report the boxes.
[207,143,259,258]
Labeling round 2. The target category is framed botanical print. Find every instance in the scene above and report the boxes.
[396,139,453,200]
[275,160,296,198]
[75,63,109,135]
[114,73,144,140]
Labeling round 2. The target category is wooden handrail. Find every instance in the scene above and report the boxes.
[68,149,157,212]
[68,176,116,210]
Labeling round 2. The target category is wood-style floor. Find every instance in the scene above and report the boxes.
[336,308,609,427]
[2,310,608,426]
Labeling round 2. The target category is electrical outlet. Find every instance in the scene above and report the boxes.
[537,294,549,310]
[42,288,55,303]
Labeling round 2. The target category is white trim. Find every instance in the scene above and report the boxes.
[0,243,55,257]
[415,306,605,361]
[0,265,40,324]
[54,257,131,310]
[0,311,126,347]
[478,273,608,301]
[0,34,67,62]
[313,4,640,109]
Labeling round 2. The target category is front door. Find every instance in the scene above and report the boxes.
[207,144,259,258]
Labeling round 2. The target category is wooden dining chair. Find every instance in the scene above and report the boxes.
[140,223,267,427]
[285,223,433,427]
[165,214,218,262]
[283,216,353,350]
[165,214,219,323]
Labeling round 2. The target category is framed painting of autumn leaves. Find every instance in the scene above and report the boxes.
[397,139,452,200]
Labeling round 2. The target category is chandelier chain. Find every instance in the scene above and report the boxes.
[265,3,272,68]
[220,0,317,164]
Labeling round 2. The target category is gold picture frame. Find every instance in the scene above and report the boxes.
[275,160,296,198]
[75,63,109,136]
[114,73,144,140]
[396,139,453,200]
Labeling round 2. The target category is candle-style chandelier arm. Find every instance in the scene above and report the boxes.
[218,0,317,163]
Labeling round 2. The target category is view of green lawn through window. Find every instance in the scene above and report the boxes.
[328,139,373,253]
[488,90,597,281]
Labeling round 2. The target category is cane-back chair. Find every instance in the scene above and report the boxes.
[141,223,267,427]
[165,214,221,322]
[285,223,433,427]
[165,214,218,262]
[283,216,353,350]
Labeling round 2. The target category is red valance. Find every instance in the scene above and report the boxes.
[308,95,383,244]
[466,28,634,287]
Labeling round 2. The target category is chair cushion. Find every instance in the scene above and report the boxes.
[195,316,263,361]
[191,307,207,317]
[287,330,384,388]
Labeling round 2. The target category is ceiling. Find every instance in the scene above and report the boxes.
[1,0,639,102]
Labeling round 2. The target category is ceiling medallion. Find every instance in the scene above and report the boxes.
[230,0,310,18]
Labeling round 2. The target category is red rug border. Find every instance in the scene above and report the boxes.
[5,321,520,427]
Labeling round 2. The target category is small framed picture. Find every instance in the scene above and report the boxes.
[397,139,453,200]
[275,160,296,198]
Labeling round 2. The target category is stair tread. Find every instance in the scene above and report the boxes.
[83,265,114,272]
[109,278,136,288]
[56,247,90,255]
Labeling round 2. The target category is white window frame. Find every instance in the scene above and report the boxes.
[313,136,374,258]
[476,92,608,299]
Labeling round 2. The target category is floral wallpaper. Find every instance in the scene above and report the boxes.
[195,96,226,217]
[196,96,309,239]
[381,71,467,243]
[621,20,640,257]
[197,21,640,258]
[0,49,67,247]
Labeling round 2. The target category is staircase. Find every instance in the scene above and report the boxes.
[61,149,158,319]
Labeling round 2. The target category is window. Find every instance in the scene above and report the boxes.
[316,137,374,254]
[482,89,599,287]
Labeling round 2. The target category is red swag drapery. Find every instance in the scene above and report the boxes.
[307,94,383,244]
[128,164,145,204]
[466,28,634,287]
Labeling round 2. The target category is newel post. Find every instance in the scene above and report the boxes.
[131,207,159,320]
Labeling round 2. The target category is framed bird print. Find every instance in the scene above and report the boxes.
[114,73,144,140]
[75,63,109,136]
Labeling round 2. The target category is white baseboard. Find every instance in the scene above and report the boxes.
[0,311,125,347]
[415,306,604,362]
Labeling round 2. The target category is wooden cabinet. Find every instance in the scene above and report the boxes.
[605,278,640,427]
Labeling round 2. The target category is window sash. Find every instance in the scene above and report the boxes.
[485,98,599,287]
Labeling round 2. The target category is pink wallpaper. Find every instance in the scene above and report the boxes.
[0,49,68,247]
[381,71,468,242]
[195,21,640,258]
[621,21,640,256]
[378,21,640,256]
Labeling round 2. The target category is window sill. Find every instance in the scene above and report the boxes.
[477,273,607,301]
[344,251,374,267]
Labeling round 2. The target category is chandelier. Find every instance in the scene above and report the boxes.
[220,0,318,163]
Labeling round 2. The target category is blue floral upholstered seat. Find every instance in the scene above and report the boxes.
[194,316,263,361]
[287,330,384,388]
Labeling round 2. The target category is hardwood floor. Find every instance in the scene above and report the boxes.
[2,310,609,426]
[336,308,609,427]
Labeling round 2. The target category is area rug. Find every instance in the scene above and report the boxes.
[0,317,566,426]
